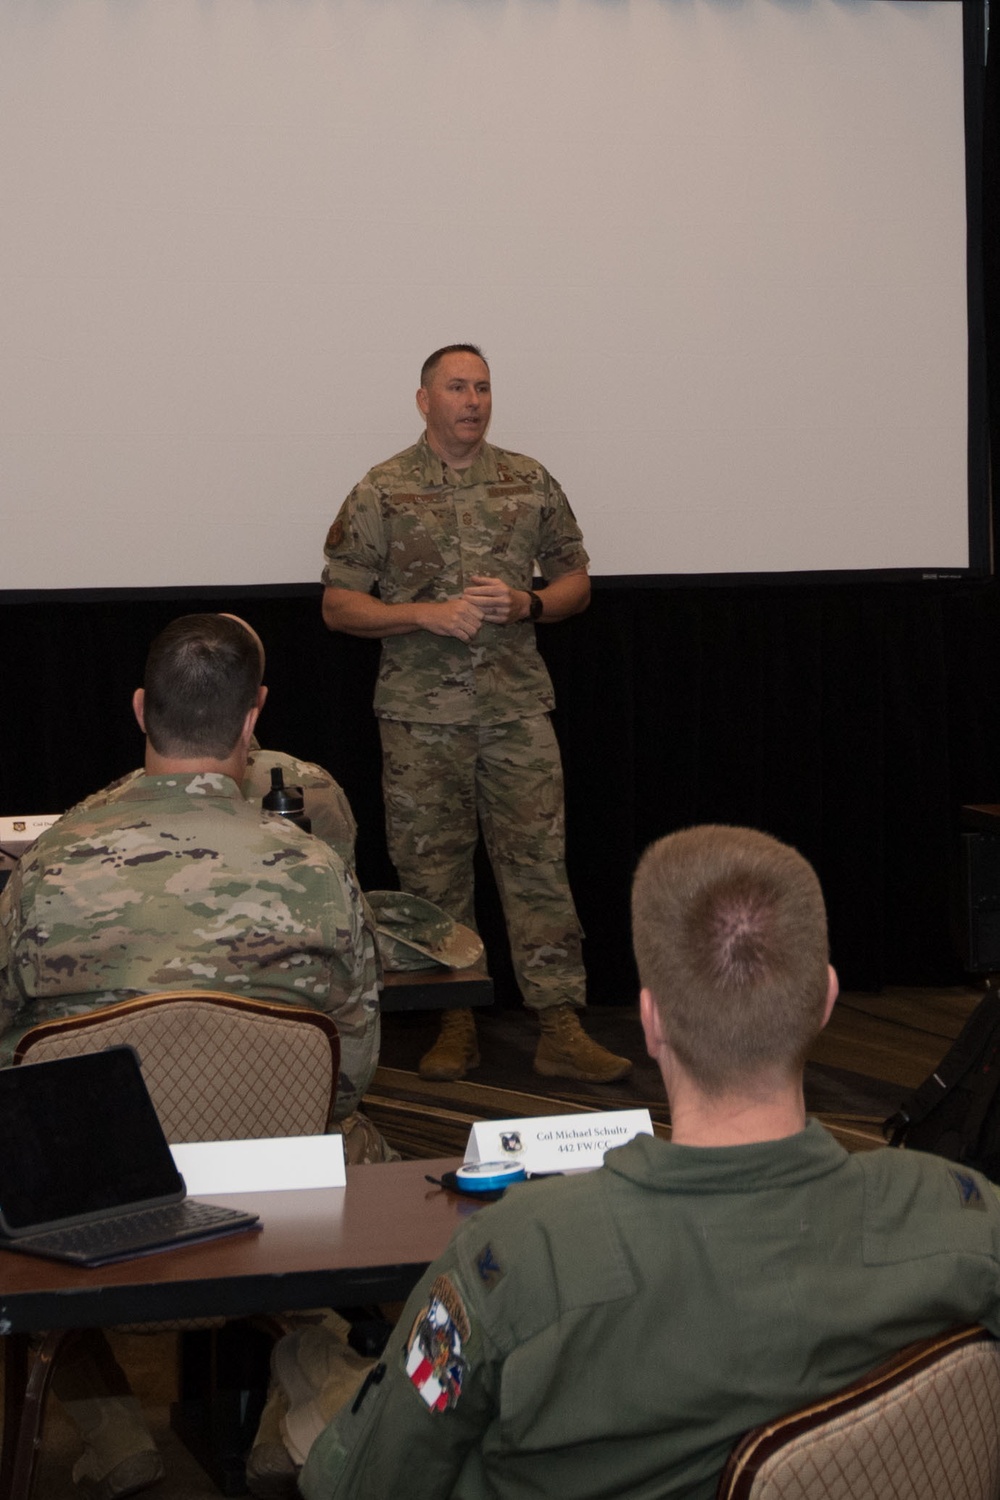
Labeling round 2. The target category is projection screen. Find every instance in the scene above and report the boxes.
[0,0,984,591]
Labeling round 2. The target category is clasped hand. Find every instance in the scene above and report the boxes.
[462,575,523,626]
[423,577,523,641]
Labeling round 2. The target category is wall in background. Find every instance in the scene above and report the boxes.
[5,578,1000,999]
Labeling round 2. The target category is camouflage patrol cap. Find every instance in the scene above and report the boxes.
[365,891,484,971]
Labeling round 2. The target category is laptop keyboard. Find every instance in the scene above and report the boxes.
[10,1199,256,1264]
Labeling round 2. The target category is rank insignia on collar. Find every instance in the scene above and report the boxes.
[949,1167,986,1209]
[404,1274,470,1412]
[476,1243,504,1290]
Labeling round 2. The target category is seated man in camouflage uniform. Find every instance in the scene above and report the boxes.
[296,826,1000,1500]
[0,613,382,1500]
[65,612,359,871]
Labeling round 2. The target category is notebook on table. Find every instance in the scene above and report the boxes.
[0,1044,260,1266]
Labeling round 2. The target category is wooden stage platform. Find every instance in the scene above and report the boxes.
[368,985,985,1159]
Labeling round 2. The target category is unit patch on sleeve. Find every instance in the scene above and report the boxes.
[404,1274,471,1412]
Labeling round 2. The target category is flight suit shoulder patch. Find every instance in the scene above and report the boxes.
[475,1242,505,1290]
[949,1166,987,1210]
[403,1274,471,1413]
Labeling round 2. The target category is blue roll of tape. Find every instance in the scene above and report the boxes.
[455,1161,527,1194]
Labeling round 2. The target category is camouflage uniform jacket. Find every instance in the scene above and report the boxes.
[301,1123,1000,1500]
[243,748,357,866]
[0,772,380,1115]
[58,748,358,869]
[322,436,589,724]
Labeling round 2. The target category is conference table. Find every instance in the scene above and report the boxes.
[0,1156,471,1499]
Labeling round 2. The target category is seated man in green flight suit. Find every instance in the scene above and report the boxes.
[281,823,1000,1500]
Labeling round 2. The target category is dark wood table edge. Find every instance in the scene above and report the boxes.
[0,1158,467,1498]
[382,967,494,1011]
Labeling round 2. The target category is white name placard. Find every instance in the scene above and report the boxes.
[171,1133,346,1195]
[0,813,60,852]
[465,1109,653,1176]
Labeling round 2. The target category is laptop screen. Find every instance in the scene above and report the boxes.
[0,1046,185,1234]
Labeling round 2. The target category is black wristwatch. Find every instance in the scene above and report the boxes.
[527,590,544,622]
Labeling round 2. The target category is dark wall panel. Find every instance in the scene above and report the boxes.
[5,579,1000,1001]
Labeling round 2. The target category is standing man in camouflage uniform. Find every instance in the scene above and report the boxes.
[321,344,630,1083]
[0,613,383,1500]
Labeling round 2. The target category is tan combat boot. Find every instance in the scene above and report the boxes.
[52,1330,163,1500]
[246,1313,373,1499]
[244,1381,299,1500]
[534,1005,632,1083]
[65,1395,164,1500]
[418,1007,479,1081]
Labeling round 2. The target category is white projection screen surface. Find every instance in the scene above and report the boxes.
[0,0,978,591]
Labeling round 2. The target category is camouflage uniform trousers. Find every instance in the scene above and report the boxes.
[378,714,585,1011]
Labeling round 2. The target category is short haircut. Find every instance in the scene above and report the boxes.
[631,825,829,1094]
[420,344,489,388]
[142,614,263,759]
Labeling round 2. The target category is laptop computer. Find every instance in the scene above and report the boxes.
[0,1045,260,1266]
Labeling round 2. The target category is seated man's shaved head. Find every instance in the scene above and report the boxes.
[218,612,266,676]
[137,613,264,761]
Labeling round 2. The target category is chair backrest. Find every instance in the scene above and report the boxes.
[716,1325,1000,1500]
[13,990,340,1142]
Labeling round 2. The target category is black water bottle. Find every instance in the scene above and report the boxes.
[262,767,312,833]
